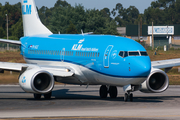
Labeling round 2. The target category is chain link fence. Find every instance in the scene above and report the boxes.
[0,43,20,52]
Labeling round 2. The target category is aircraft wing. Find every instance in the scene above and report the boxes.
[0,39,21,45]
[152,58,180,69]
[0,62,74,77]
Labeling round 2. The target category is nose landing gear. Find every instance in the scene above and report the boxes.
[124,92,133,102]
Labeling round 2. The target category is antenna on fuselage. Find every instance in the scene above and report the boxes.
[58,31,60,34]
[81,29,93,35]
[81,29,84,35]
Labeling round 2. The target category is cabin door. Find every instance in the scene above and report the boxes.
[103,45,113,68]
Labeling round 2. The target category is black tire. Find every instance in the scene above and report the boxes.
[129,93,133,102]
[99,85,108,98]
[34,94,42,100]
[109,86,118,98]
[124,93,128,102]
[44,92,52,99]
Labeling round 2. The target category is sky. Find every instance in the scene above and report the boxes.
[0,0,156,13]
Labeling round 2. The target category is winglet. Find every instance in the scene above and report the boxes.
[21,0,52,36]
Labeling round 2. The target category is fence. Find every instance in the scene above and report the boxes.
[0,43,20,52]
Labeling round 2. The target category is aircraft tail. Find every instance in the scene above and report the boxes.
[21,0,52,36]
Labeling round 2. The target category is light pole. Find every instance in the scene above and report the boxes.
[152,21,154,50]
[5,14,9,50]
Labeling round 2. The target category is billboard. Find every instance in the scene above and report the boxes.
[148,26,174,35]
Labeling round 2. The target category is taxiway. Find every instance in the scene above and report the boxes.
[0,85,180,119]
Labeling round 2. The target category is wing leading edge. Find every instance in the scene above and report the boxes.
[0,39,21,45]
[0,62,74,77]
[152,58,180,69]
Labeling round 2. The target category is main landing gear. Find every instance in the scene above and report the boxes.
[34,91,52,100]
[99,85,118,98]
[99,85,134,102]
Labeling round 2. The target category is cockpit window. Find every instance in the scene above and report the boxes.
[140,51,148,56]
[119,51,148,58]
[119,51,124,57]
[119,51,128,58]
[129,51,140,56]
[124,51,128,57]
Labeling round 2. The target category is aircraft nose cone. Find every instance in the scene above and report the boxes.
[130,57,151,77]
[140,62,151,76]
[137,58,151,76]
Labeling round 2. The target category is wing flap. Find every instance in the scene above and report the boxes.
[152,58,180,69]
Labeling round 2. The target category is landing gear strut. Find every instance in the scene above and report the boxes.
[124,92,133,102]
[99,85,118,98]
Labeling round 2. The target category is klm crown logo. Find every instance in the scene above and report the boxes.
[22,76,26,84]
[22,0,31,15]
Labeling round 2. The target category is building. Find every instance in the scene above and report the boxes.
[117,27,126,36]
[126,25,180,48]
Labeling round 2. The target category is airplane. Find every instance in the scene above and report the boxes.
[0,0,180,102]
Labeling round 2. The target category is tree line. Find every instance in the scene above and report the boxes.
[0,0,179,40]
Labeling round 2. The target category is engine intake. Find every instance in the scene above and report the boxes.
[19,68,54,94]
[140,68,169,93]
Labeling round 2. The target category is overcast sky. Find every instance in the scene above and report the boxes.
[0,0,156,13]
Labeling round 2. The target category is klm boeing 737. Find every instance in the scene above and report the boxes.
[0,0,180,102]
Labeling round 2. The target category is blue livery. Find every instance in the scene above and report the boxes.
[20,34,151,78]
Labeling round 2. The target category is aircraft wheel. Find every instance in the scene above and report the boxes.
[99,85,108,98]
[129,93,133,102]
[109,86,117,98]
[34,94,42,100]
[124,93,128,102]
[44,92,52,99]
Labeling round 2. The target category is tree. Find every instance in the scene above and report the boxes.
[66,21,77,34]
[144,0,178,25]
[100,8,110,18]
[0,27,5,38]
[54,0,70,7]
[112,3,139,26]
[10,18,23,39]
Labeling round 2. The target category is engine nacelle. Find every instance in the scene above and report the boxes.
[19,68,54,94]
[140,68,169,93]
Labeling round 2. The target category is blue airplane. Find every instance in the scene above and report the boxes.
[0,0,179,102]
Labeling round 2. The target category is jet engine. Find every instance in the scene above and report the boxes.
[19,68,54,94]
[140,68,169,93]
